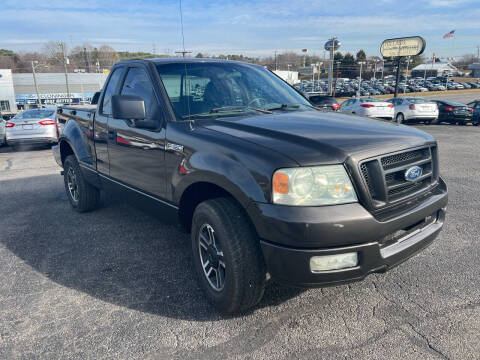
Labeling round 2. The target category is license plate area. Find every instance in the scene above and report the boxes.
[22,124,33,130]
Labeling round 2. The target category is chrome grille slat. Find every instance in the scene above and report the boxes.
[358,146,438,210]
[383,157,432,174]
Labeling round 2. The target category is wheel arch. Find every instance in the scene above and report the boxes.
[178,181,255,233]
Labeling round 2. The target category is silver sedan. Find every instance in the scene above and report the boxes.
[0,116,5,146]
[5,108,58,147]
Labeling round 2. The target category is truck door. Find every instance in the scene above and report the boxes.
[106,65,167,199]
[95,67,125,174]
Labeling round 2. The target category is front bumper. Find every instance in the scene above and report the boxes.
[249,178,448,287]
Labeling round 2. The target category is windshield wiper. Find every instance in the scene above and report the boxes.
[266,103,301,111]
[182,106,272,120]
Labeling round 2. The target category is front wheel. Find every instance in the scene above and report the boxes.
[191,197,266,313]
[63,155,100,212]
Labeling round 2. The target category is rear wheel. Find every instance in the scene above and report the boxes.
[63,155,100,212]
[191,197,266,313]
[396,113,405,124]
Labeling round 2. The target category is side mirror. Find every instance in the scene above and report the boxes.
[112,95,146,120]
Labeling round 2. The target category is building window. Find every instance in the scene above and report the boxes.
[0,100,10,111]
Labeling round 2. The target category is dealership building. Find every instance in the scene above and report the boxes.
[411,62,459,78]
[0,69,108,112]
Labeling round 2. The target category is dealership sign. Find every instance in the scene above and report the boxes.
[380,36,426,58]
[16,92,95,105]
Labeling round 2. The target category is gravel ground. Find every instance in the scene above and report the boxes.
[0,99,479,359]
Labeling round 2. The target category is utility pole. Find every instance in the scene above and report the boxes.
[274,51,277,71]
[60,42,71,103]
[302,49,307,68]
[31,61,42,108]
[83,47,90,73]
[477,45,480,62]
[175,50,192,58]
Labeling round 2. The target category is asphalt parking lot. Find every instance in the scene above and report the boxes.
[1,99,479,359]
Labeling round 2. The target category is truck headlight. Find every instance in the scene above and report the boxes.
[272,165,357,206]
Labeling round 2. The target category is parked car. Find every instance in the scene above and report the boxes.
[388,97,439,124]
[307,95,340,111]
[466,100,480,125]
[52,58,448,313]
[0,112,5,146]
[340,97,394,120]
[431,100,474,125]
[5,108,58,147]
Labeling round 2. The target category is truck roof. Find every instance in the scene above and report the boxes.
[116,57,255,66]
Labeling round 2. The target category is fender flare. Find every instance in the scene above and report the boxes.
[60,120,94,166]
[173,151,268,209]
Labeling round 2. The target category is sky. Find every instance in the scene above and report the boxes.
[1,0,479,60]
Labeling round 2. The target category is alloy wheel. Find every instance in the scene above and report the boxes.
[67,167,79,202]
[198,223,226,291]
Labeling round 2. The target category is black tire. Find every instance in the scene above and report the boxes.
[396,113,404,124]
[424,120,431,125]
[63,155,100,212]
[191,197,266,314]
[430,118,440,125]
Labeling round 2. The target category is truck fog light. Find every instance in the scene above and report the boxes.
[310,253,358,272]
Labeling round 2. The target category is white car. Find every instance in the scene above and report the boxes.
[340,97,394,120]
[388,97,439,124]
[5,108,58,147]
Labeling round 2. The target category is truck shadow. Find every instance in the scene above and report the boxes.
[0,174,305,321]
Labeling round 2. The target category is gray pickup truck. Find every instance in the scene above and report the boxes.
[53,58,448,313]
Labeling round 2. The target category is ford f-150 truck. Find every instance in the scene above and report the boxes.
[53,58,448,313]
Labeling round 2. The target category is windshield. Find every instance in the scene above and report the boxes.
[155,62,312,120]
[14,109,55,119]
[406,98,430,104]
[359,98,385,103]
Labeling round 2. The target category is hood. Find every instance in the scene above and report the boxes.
[202,110,435,166]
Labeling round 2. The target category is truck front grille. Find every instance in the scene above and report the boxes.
[359,145,438,209]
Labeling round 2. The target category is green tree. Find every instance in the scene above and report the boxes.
[195,53,204,58]
[356,49,367,62]
[341,52,356,78]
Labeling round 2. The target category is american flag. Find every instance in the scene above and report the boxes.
[443,30,455,39]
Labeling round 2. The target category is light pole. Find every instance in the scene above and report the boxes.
[404,56,412,94]
[31,61,48,108]
[357,61,366,97]
[381,60,385,82]
[333,61,341,97]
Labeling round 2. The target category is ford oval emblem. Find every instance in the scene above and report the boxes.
[405,166,423,182]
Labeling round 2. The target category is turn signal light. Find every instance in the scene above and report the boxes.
[273,172,289,194]
[5,122,15,128]
[444,106,454,112]
[387,103,394,108]
[39,119,56,126]
[360,104,374,108]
